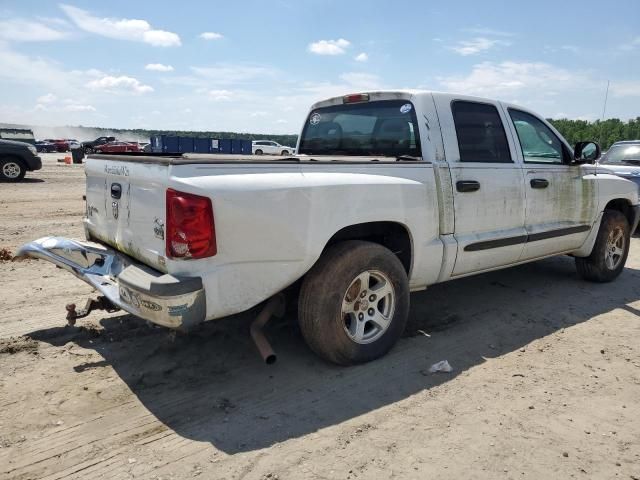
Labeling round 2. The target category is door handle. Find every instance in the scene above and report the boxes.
[456,180,480,192]
[530,178,549,189]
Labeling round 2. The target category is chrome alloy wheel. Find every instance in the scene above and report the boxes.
[605,226,625,270]
[341,269,396,344]
[2,161,21,179]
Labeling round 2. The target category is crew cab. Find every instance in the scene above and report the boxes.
[16,91,640,365]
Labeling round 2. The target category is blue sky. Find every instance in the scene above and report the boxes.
[0,0,639,134]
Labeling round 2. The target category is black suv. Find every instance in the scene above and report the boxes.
[0,139,42,182]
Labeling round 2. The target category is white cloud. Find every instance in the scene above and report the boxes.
[145,63,174,72]
[37,93,57,104]
[449,37,508,56]
[438,61,578,95]
[60,4,181,47]
[206,89,234,101]
[354,52,368,62]
[463,27,514,37]
[308,38,350,55]
[250,111,268,117]
[190,64,277,84]
[87,75,154,94]
[619,37,640,51]
[200,32,223,40]
[0,18,70,42]
[610,81,640,97]
[63,104,96,112]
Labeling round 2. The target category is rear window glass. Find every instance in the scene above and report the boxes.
[298,100,420,157]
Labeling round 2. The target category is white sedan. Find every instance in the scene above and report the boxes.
[252,140,295,156]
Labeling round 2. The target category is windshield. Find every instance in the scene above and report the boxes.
[298,99,421,157]
[600,143,640,164]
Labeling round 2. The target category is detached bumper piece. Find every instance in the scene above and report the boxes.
[14,237,205,329]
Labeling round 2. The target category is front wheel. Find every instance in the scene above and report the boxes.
[298,240,409,365]
[575,210,630,282]
[0,158,26,182]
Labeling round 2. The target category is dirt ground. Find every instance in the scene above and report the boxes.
[1,154,639,480]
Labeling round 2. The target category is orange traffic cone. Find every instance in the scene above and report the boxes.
[64,156,72,164]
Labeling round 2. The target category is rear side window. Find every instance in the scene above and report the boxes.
[451,101,512,163]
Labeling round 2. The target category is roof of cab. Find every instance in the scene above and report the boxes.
[310,89,506,110]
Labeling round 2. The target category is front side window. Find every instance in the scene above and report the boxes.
[509,109,567,164]
[298,99,420,157]
[451,101,512,163]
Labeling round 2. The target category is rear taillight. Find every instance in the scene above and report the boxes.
[166,188,217,259]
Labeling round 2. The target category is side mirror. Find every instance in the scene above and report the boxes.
[573,141,601,164]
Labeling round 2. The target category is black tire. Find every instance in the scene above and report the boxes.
[255,149,263,155]
[298,240,409,365]
[281,150,289,156]
[0,157,26,182]
[575,210,630,282]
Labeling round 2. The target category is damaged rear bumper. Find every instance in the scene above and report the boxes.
[14,237,205,329]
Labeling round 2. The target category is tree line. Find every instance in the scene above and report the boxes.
[549,118,640,150]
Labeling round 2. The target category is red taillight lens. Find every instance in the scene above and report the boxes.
[166,188,217,259]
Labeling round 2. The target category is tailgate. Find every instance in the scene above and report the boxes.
[84,156,168,271]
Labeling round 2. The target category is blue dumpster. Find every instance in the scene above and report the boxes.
[193,138,209,153]
[231,139,243,154]
[219,139,232,154]
[241,139,253,155]
[178,136,194,153]
[150,135,163,153]
[163,136,179,153]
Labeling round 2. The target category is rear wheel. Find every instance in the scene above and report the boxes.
[255,149,263,155]
[0,157,26,182]
[281,150,289,156]
[575,210,630,282]
[298,240,409,365]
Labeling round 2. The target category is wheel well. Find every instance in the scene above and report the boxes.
[324,222,412,275]
[605,199,634,227]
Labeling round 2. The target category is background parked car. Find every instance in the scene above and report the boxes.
[0,139,42,181]
[35,140,56,153]
[597,140,640,189]
[43,139,70,152]
[81,136,116,153]
[94,141,141,153]
[67,139,81,150]
[252,140,295,155]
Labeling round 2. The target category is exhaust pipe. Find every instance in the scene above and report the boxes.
[250,294,285,365]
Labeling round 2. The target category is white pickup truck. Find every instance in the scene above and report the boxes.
[17,91,640,365]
